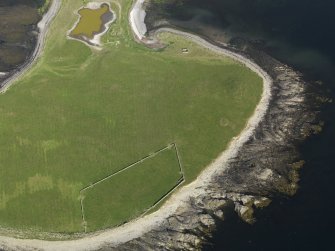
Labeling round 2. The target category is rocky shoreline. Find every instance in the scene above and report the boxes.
[0,0,324,250]
[95,34,323,250]
[0,1,41,76]
[0,0,61,93]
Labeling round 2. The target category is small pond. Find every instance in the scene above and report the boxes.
[69,3,114,44]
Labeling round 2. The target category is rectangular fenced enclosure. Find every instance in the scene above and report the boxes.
[80,144,184,231]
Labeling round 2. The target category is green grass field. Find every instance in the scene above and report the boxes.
[0,0,262,237]
[82,144,183,231]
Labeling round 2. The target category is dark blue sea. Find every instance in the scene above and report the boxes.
[169,1,335,250]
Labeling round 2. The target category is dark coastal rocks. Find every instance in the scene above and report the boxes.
[100,31,323,251]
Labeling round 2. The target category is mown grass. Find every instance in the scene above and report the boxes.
[0,0,262,236]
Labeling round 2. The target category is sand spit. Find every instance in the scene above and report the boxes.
[0,0,272,250]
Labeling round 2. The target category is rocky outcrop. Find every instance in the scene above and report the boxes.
[97,32,324,251]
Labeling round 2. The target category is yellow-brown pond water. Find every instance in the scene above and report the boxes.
[70,3,112,40]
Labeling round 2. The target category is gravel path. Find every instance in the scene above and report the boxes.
[0,0,272,250]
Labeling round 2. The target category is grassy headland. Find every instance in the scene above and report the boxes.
[0,0,262,236]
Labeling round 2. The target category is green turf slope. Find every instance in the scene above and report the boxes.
[0,0,262,236]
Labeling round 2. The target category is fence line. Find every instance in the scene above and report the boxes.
[173,143,185,177]
[79,142,185,232]
[80,197,87,233]
[80,144,174,193]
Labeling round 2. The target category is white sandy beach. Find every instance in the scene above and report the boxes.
[0,0,272,250]
[129,0,147,40]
